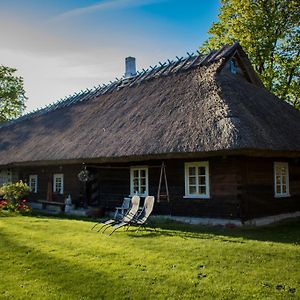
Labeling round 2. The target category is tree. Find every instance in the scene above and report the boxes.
[0,66,27,123]
[201,0,300,109]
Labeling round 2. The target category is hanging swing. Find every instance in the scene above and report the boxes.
[157,161,170,203]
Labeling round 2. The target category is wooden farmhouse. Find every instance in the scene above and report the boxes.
[0,43,299,225]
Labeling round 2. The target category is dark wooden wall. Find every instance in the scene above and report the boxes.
[90,157,241,219]
[238,157,300,220]
[19,165,83,204]
[15,155,300,220]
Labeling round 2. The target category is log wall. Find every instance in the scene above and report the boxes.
[238,157,300,220]
[16,155,300,220]
[19,165,83,204]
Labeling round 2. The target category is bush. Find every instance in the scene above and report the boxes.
[0,181,31,214]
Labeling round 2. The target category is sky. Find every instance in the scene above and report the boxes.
[0,0,220,112]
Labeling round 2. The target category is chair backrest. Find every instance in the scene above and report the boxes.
[136,196,155,224]
[122,198,131,209]
[123,195,140,223]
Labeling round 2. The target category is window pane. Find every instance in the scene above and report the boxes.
[141,178,146,186]
[281,167,286,176]
[140,186,146,194]
[276,185,281,194]
[133,170,138,178]
[198,167,206,176]
[189,176,196,185]
[282,185,287,194]
[198,176,206,185]
[276,176,281,185]
[199,186,206,194]
[140,170,146,178]
[189,186,197,194]
[55,177,62,193]
[189,167,196,176]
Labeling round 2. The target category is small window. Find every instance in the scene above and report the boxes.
[274,162,290,197]
[53,174,64,194]
[0,169,12,186]
[184,162,210,198]
[130,167,148,197]
[29,175,38,193]
[229,59,237,74]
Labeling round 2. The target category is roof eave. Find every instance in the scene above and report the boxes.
[1,148,299,168]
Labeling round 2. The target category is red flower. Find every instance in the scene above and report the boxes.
[22,199,26,203]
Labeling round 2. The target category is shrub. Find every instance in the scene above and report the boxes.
[0,181,31,214]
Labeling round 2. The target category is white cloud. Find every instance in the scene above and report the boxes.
[50,0,163,22]
[0,3,195,113]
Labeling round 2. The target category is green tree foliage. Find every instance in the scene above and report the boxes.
[0,66,27,123]
[201,0,300,109]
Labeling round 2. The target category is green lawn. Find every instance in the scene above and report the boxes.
[0,215,299,300]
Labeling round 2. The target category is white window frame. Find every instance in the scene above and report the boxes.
[29,175,38,193]
[274,162,290,198]
[53,173,64,194]
[184,161,210,199]
[130,166,149,197]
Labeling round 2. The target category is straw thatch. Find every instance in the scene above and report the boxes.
[0,44,299,166]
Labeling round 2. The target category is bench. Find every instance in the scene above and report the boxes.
[38,200,65,212]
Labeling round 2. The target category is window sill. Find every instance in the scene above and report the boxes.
[274,194,291,198]
[183,195,210,199]
[129,194,148,198]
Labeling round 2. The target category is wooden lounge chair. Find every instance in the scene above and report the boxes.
[108,196,155,235]
[95,196,140,232]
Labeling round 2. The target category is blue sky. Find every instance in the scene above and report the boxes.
[0,0,220,111]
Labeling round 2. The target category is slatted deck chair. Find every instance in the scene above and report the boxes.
[99,196,140,233]
[91,196,139,231]
[109,196,155,235]
[114,197,131,219]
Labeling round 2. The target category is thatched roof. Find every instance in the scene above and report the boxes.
[0,43,299,166]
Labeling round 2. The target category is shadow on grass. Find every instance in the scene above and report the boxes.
[5,212,300,245]
[0,231,118,299]
[124,218,300,245]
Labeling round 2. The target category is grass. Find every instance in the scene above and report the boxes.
[0,215,299,300]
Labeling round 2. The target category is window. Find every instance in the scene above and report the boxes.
[229,59,237,74]
[53,174,64,194]
[130,167,148,197]
[274,162,289,197]
[184,162,210,198]
[29,175,38,193]
[0,169,12,186]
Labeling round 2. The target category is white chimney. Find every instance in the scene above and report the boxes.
[125,57,136,78]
